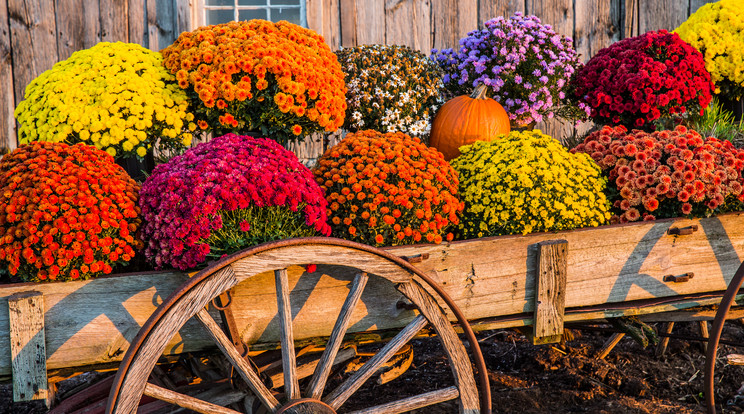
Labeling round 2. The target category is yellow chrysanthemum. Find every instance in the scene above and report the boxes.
[675,0,744,97]
[452,130,611,237]
[14,42,195,158]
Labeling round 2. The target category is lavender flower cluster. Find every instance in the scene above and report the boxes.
[432,13,581,126]
[139,134,330,270]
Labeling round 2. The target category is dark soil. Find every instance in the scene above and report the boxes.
[4,321,744,413]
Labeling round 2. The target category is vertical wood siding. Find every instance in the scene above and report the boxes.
[0,0,722,152]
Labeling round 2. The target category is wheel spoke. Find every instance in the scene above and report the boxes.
[307,272,369,399]
[275,268,300,400]
[195,308,280,412]
[345,386,460,414]
[323,314,429,410]
[143,382,243,414]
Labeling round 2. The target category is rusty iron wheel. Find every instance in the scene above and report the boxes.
[106,237,491,414]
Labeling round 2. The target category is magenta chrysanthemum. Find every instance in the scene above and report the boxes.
[139,134,330,270]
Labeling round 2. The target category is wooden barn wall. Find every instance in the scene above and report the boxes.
[1,0,719,154]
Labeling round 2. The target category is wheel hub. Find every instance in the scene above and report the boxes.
[276,398,337,414]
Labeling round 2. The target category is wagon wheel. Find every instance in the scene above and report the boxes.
[705,260,744,414]
[106,238,491,414]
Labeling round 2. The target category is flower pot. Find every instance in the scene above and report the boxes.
[116,151,155,182]
[718,96,744,122]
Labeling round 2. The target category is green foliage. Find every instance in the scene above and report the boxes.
[685,97,744,146]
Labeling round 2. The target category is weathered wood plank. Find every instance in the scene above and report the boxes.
[532,240,568,345]
[128,0,146,46]
[152,0,177,49]
[431,0,477,49]
[353,0,385,45]
[146,0,158,50]
[526,0,573,38]
[339,0,357,47]
[143,382,242,414]
[100,0,129,42]
[0,0,16,153]
[8,291,47,402]
[689,0,716,15]
[638,0,688,34]
[384,0,431,53]
[478,0,524,22]
[574,0,620,62]
[8,0,58,110]
[55,0,101,61]
[623,0,639,38]
[176,0,190,34]
[307,0,341,50]
[346,386,459,414]
[1,213,744,380]
[275,268,300,400]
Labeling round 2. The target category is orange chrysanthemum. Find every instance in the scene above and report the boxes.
[162,20,347,144]
[313,130,462,247]
[0,142,143,282]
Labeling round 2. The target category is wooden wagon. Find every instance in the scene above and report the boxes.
[3,212,744,414]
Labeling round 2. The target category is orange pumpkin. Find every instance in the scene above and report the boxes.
[430,84,511,160]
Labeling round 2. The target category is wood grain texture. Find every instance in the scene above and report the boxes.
[623,0,638,38]
[339,0,357,47]
[269,346,356,389]
[431,0,477,49]
[8,291,47,402]
[532,240,568,345]
[146,0,158,50]
[478,0,524,22]
[275,268,300,400]
[55,0,100,60]
[689,0,716,15]
[0,0,16,152]
[153,0,177,49]
[8,0,58,106]
[194,308,280,411]
[354,0,385,45]
[638,0,688,33]
[3,214,744,379]
[307,272,368,399]
[596,333,625,359]
[307,0,341,50]
[346,386,459,414]
[100,0,128,42]
[398,281,480,412]
[527,0,573,38]
[176,0,190,35]
[111,266,238,413]
[128,0,146,46]
[574,0,620,62]
[324,314,428,409]
[384,0,431,53]
[143,382,242,414]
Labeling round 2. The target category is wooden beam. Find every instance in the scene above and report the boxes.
[100,0,129,42]
[532,240,568,345]
[655,322,675,356]
[596,332,625,359]
[8,0,58,114]
[55,0,101,61]
[128,0,147,45]
[0,0,16,153]
[8,291,47,402]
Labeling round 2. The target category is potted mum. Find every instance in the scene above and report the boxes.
[572,125,744,223]
[337,45,443,140]
[431,13,581,129]
[161,20,347,145]
[0,142,143,282]
[14,42,197,180]
[139,134,330,270]
[571,30,713,130]
[675,0,744,119]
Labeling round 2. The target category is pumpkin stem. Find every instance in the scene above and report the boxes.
[470,84,489,100]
